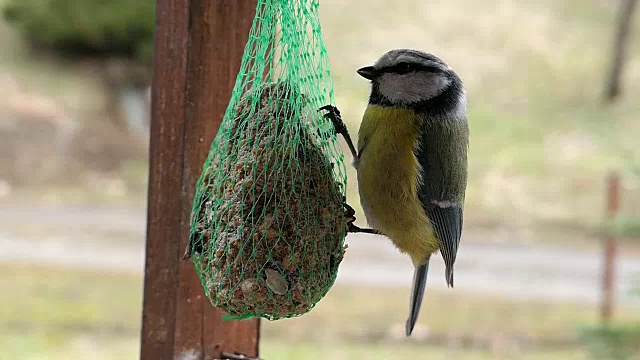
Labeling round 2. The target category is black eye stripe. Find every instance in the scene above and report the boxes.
[420,65,442,73]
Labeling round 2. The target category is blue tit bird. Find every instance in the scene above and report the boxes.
[321,49,468,337]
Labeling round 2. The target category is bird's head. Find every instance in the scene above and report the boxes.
[358,49,463,107]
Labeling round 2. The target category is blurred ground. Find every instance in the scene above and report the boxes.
[1,204,639,359]
[0,262,600,359]
[2,0,640,358]
[1,204,640,305]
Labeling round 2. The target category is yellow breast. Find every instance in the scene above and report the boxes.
[356,105,439,265]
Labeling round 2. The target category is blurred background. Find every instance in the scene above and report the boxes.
[1,0,640,359]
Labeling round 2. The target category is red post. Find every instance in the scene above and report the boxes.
[140,1,260,359]
[601,171,620,324]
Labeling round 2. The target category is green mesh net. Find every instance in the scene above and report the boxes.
[186,0,348,321]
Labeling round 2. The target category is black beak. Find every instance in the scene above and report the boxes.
[357,66,376,80]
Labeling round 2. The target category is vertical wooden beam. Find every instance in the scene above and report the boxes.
[140,0,190,358]
[141,1,260,359]
[180,0,260,359]
[600,171,620,324]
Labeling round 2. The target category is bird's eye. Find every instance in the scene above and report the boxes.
[395,63,413,74]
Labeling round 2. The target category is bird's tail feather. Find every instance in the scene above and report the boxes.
[405,261,429,337]
[446,265,454,288]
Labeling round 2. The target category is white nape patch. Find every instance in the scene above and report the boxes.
[377,71,451,104]
[452,89,468,120]
[432,200,457,208]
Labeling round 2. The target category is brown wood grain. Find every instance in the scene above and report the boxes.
[140,0,190,358]
[142,1,260,359]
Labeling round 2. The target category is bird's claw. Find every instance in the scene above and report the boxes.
[319,105,347,136]
[319,105,359,161]
[343,200,357,232]
[342,197,381,235]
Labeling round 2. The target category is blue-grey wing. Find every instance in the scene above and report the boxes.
[414,118,468,288]
[424,202,463,287]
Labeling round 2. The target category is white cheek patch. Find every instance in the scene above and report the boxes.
[377,72,451,104]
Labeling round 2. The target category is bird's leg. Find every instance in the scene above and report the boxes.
[319,105,358,160]
[319,106,377,235]
[342,197,381,235]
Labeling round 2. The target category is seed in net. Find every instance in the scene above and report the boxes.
[240,278,258,293]
[264,268,289,295]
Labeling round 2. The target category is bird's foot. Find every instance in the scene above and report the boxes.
[319,105,347,136]
[342,198,381,235]
[319,105,359,160]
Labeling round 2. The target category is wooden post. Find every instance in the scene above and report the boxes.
[140,1,260,359]
[600,171,621,324]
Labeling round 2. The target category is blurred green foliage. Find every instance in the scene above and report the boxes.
[578,324,640,360]
[603,216,640,238]
[578,275,640,360]
[2,0,155,65]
